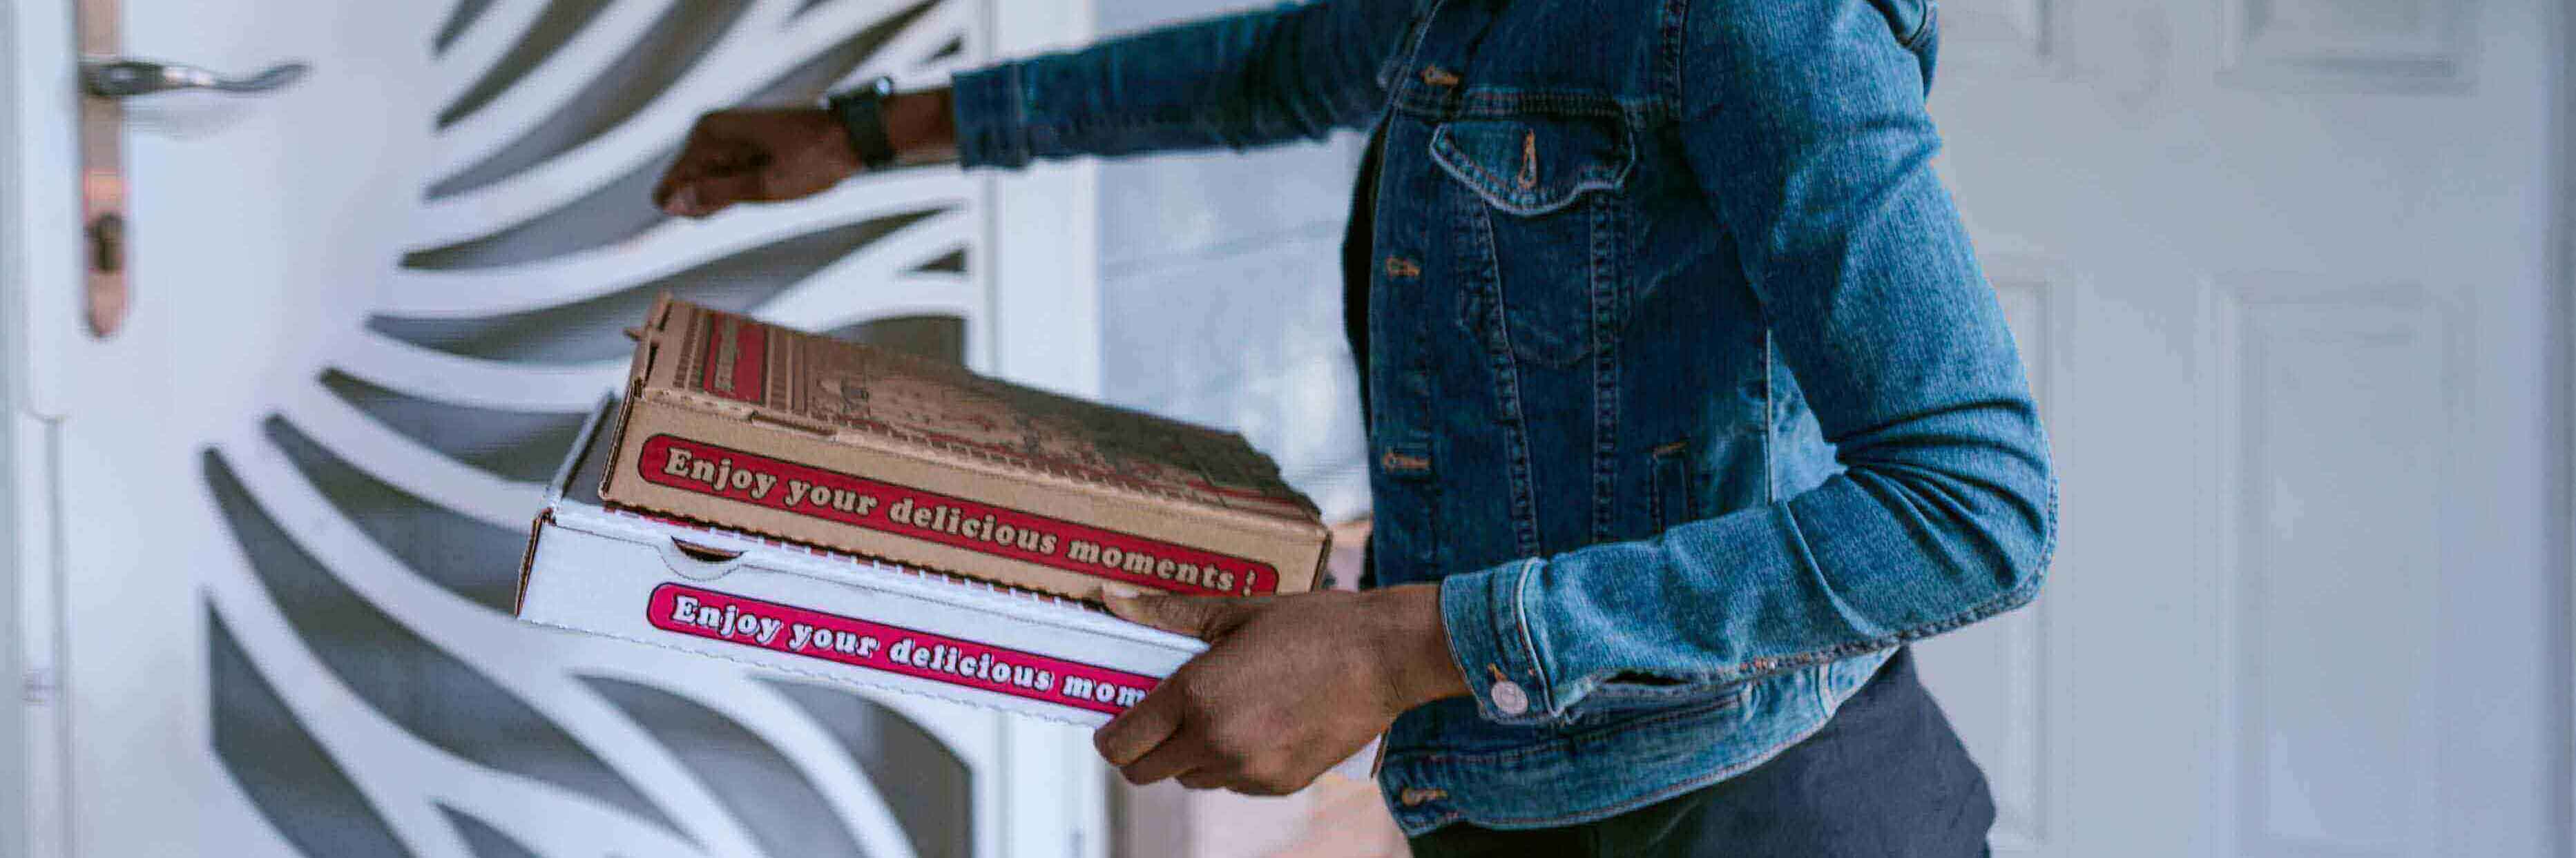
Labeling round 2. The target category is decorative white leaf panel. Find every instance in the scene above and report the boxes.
[203,1,1008,855]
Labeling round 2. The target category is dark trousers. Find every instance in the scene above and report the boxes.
[1407,648,1995,857]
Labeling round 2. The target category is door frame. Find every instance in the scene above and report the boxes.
[2,0,81,855]
[979,2,1108,857]
[0,1,1106,856]
[2557,0,2576,849]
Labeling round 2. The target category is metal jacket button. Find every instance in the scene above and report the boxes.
[1420,66,1461,87]
[1399,787,1448,807]
[1490,680,1530,715]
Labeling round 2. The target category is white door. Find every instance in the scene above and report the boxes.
[6,1,1104,856]
[1910,0,2568,855]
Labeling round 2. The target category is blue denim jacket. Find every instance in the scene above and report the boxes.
[947,0,2054,835]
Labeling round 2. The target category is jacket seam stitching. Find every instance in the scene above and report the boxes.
[1898,1,1939,49]
[1008,64,1033,163]
[1660,0,1690,111]
[1763,332,1777,500]
[1472,202,1547,559]
[1590,197,1621,543]
[1512,558,1551,712]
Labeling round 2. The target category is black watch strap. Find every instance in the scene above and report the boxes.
[827,76,899,170]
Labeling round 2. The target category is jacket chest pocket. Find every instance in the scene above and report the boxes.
[1431,115,1637,367]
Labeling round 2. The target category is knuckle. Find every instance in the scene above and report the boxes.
[1173,675,1220,711]
[1202,727,1257,765]
[1202,742,1244,769]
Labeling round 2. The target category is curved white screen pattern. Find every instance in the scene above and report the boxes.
[203,1,1001,855]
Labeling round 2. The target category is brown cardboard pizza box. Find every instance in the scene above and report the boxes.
[596,296,1329,601]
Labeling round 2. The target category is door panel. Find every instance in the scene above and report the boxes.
[1910,0,2566,855]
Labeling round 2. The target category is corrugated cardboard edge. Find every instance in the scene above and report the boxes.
[515,509,548,617]
[635,295,1328,542]
[521,392,628,618]
[595,299,673,505]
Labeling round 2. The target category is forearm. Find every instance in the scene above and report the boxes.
[945,0,1413,168]
[1439,409,2054,724]
[1438,0,2055,727]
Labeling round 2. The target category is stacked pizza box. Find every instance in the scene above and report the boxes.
[515,297,1330,724]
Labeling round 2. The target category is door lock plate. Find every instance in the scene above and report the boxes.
[76,0,127,337]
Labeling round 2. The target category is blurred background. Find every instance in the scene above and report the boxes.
[0,0,2568,856]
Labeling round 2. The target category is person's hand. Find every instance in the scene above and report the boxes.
[1094,585,1468,796]
[653,89,957,218]
[652,108,861,218]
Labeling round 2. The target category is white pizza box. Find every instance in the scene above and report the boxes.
[516,396,1206,725]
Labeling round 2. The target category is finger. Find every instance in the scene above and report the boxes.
[1106,594,1249,641]
[666,170,767,218]
[653,125,728,211]
[651,166,689,212]
[1092,690,1183,767]
[651,150,705,211]
[1175,770,1228,790]
[1117,732,1207,786]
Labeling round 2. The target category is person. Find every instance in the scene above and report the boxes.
[653,1,2054,853]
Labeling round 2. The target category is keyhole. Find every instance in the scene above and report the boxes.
[86,213,124,274]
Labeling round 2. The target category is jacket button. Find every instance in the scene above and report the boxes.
[1490,680,1530,716]
[1419,66,1461,87]
[1399,787,1448,807]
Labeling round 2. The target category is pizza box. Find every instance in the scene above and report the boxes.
[517,396,1204,724]
[595,297,1329,601]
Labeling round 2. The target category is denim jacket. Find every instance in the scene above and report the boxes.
[945,0,2055,835]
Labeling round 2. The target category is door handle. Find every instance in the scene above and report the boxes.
[79,57,309,98]
[67,54,307,338]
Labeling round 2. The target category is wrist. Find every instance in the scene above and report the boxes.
[1368,584,1470,710]
[883,88,958,164]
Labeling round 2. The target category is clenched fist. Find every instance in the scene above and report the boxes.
[651,108,859,217]
[652,89,954,218]
[1095,585,1468,796]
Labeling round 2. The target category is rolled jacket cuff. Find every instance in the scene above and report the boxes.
[1439,558,1558,725]
[950,63,1031,169]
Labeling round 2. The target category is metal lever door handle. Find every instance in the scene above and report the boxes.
[79,57,309,98]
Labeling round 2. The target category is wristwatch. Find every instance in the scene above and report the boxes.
[825,75,901,170]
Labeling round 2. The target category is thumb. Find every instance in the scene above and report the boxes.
[1104,593,1250,641]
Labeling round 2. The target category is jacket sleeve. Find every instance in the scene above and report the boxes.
[947,0,1417,168]
[1435,0,2057,726]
